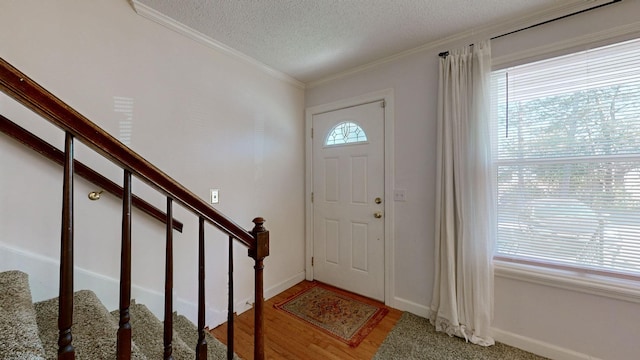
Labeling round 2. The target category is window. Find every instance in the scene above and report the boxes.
[325,121,368,146]
[492,38,640,277]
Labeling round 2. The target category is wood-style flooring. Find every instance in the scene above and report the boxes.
[209,280,403,359]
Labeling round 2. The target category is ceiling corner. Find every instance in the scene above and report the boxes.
[129,0,305,89]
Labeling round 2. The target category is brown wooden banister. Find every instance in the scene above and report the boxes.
[58,132,75,359]
[0,58,254,247]
[0,57,269,360]
[117,170,133,359]
[0,114,184,233]
[164,198,175,359]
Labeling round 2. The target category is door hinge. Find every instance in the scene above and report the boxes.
[312,257,314,266]
[311,192,314,202]
[381,100,386,108]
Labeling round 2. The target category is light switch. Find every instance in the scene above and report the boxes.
[394,189,406,202]
[210,189,219,204]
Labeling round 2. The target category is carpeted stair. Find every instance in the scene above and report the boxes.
[0,270,46,360]
[0,270,233,359]
[110,302,195,359]
[34,290,147,359]
[172,312,240,360]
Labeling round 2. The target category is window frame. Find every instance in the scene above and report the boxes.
[324,121,369,147]
[490,35,640,298]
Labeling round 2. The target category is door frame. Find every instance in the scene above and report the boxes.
[305,88,395,305]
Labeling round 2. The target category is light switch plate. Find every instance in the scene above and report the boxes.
[394,189,406,202]
[210,189,219,204]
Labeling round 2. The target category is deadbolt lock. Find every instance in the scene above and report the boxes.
[375,197,382,204]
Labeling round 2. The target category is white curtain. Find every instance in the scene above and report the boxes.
[429,40,495,346]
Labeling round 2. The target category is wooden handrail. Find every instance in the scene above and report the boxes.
[0,58,254,248]
[1,57,269,360]
[0,114,184,233]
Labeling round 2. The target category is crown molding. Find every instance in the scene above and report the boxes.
[307,0,619,88]
[130,0,305,90]
[130,0,626,90]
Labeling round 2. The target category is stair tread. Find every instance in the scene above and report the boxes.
[3,271,236,360]
[34,290,147,360]
[0,270,46,360]
[112,302,195,359]
[173,312,240,360]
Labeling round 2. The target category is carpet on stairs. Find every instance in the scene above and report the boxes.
[172,312,240,360]
[2,269,236,359]
[0,270,46,360]
[34,289,147,360]
[111,301,195,359]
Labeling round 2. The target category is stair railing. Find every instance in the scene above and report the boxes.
[0,114,184,233]
[0,57,269,360]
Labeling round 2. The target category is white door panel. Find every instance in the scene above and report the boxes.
[312,101,384,301]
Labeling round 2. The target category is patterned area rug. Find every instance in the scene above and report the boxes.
[274,282,388,347]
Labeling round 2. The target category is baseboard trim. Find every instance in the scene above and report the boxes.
[392,296,430,317]
[0,243,205,322]
[0,243,305,328]
[266,271,306,301]
[492,327,602,360]
[387,291,602,360]
[230,270,307,323]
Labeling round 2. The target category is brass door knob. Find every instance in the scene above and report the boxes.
[374,212,383,219]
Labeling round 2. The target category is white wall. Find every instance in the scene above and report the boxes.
[0,0,305,326]
[306,1,640,359]
[307,50,436,314]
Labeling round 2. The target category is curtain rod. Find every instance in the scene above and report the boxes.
[438,0,622,58]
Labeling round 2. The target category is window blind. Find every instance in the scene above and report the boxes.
[492,38,640,276]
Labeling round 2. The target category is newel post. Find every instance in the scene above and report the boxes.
[249,217,269,360]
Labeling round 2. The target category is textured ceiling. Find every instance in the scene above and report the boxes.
[134,0,588,83]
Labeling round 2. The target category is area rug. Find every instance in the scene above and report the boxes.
[274,282,388,347]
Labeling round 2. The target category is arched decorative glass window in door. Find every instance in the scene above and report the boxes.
[325,121,368,146]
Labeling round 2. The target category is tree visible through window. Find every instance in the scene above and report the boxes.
[492,38,640,276]
[325,121,368,146]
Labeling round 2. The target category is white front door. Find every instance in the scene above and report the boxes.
[312,101,385,301]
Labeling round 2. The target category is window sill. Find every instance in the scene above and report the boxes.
[493,259,640,304]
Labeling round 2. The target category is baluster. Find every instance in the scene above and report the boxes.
[164,198,174,360]
[196,217,207,360]
[58,132,75,359]
[249,217,269,360]
[117,170,132,359]
[227,235,234,360]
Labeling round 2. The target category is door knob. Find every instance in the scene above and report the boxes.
[374,212,383,219]
[375,197,382,204]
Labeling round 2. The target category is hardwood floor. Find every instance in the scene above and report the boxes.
[209,280,403,359]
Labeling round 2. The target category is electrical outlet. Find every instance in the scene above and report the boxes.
[210,189,219,204]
